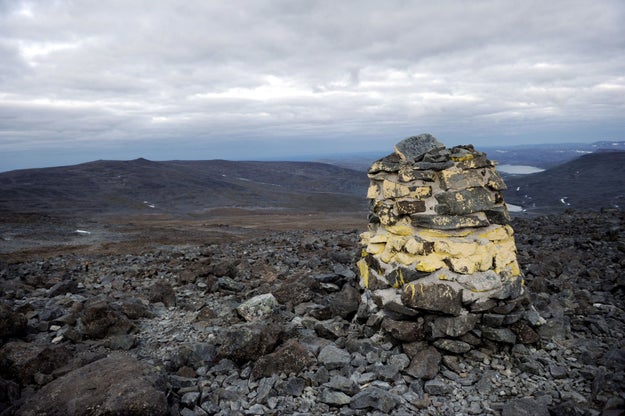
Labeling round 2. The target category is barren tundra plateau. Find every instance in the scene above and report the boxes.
[0,158,624,416]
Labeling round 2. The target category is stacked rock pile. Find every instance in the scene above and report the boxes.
[357,134,541,354]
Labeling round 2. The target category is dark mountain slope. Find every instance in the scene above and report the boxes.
[0,159,369,215]
[503,151,625,212]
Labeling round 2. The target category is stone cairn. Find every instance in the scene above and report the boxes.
[357,134,541,358]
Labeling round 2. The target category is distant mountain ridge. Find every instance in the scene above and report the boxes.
[2,150,623,217]
[319,140,625,171]
[503,151,625,212]
[0,159,369,215]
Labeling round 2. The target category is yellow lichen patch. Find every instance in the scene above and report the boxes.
[451,154,474,162]
[366,243,386,255]
[388,235,407,251]
[415,228,474,239]
[477,225,510,241]
[415,254,446,272]
[405,282,417,299]
[493,238,517,268]
[434,239,478,257]
[382,179,431,200]
[380,246,396,264]
[496,259,521,277]
[395,252,418,266]
[385,224,415,236]
[369,234,389,244]
[392,268,405,288]
[474,245,495,271]
[360,231,374,242]
[357,259,369,288]
[404,237,426,255]
[366,183,380,199]
[446,257,478,275]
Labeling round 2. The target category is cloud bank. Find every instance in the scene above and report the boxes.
[1,0,624,170]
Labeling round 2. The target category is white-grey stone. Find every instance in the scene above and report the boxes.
[236,293,279,322]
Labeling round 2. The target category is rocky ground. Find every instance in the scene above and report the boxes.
[1,210,624,415]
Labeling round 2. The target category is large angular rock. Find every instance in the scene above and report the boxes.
[430,313,479,338]
[350,386,400,412]
[381,317,425,342]
[405,346,441,380]
[502,398,549,416]
[435,188,496,215]
[394,134,445,162]
[0,302,27,339]
[251,339,315,379]
[411,213,490,230]
[147,280,177,307]
[396,199,426,215]
[317,345,351,370]
[218,322,283,364]
[327,283,361,319]
[369,153,402,174]
[78,299,135,339]
[0,342,72,385]
[15,355,167,416]
[401,282,463,316]
[236,293,279,322]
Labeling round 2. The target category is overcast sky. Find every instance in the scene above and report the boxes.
[1,0,624,171]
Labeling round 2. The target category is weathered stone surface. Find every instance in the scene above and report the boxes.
[252,338,315,379]
[424,377,452,395]
[430,313,479,338]
[0,302,27,339]
[481,326,517,344]
[78,299,134,339]
[350,386,400,412]
[435,187,496,215]
[402,282,463,316]
[433,338,472,354]
[117,297,153,319]
[381,317,425,342]
[320,389,352,405]
[394,134,445,162]
[405,346,441,379]
[328,283,361,319]
[369,153,402,174]
[411,213,490,230]
[438,168,487,191]
[502,398,550,416]
[0,342,72,385]
[218,322,283,364]
[399,166,437,182]
[456,270,502,292]
[16,355,167,416]
[485,206,511,224]
[318,345,351,370]
[147,280,176,307]
[510,321,540,344]
[382,180,431,200]
[396,199,426,215]
[236,293,279,322]
[272,275,319,306]
[486,169,507,190]
[323,375,360,395]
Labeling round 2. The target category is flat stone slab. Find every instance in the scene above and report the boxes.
[402,281,463,316]
[394,134,445,162]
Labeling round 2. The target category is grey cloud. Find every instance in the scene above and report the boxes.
[0,0,624,171]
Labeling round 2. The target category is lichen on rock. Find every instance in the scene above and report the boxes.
[358,133,538,356]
